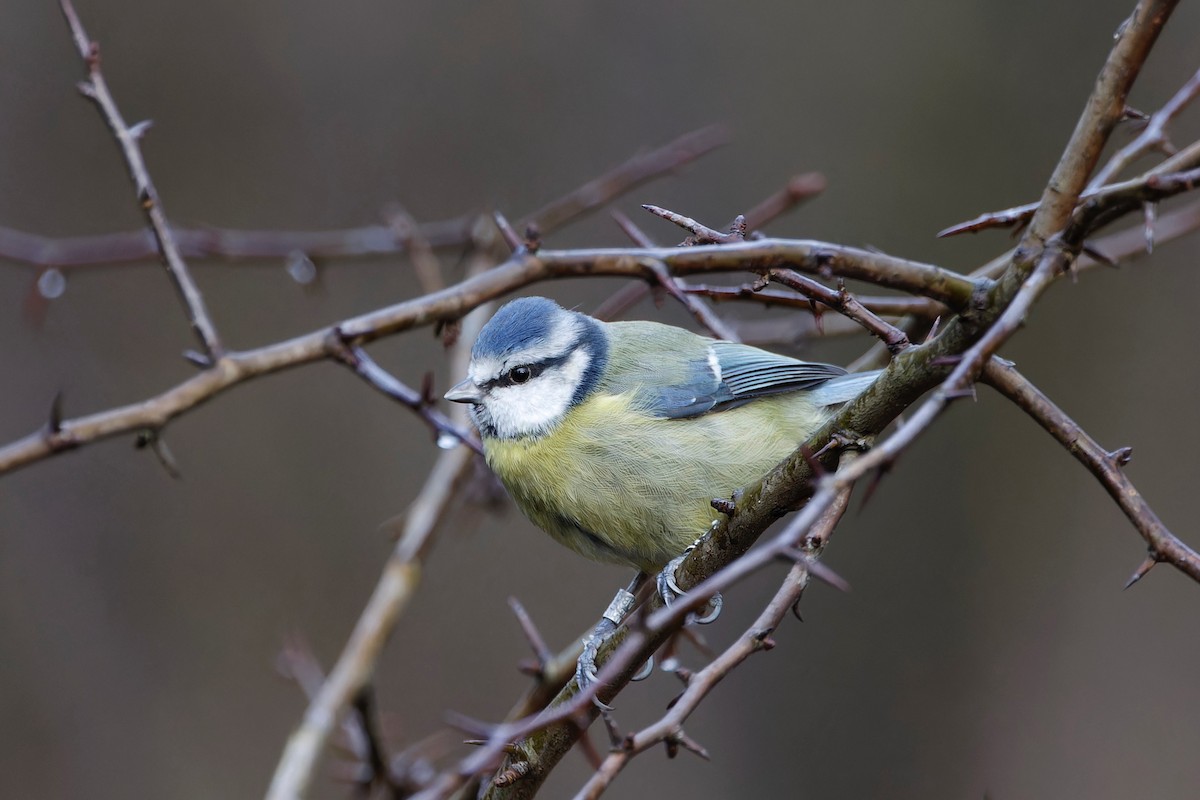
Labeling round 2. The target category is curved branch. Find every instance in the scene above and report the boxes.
[465,3,1186,796]
[0,126,729,271]
[60,0,222,359]
[573,478,855,800]
[267,444,477,800]
[0,237,979,477]
[982,361,1200,583]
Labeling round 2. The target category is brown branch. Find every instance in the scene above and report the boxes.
[1015,0,1177,254]
[643,259,741,341]
[267,257,496,800]
[739,172,827,232]
[981,360,1200,583]
[523,125,730,234]
[0,237,978,478]
[0,217,475,269]
[767,268,912,353]
[941,142,1200,239]
[641,204,747,244]
[267,443,477,800]
[685,282,942,318]
[328,339,483,456]
[940,65,1197,240]
[60,0,223,361]
[1090,66,1200,188]
[531,240,978,307]
[414,468,855,800]
[0,126,728,272]
[573,476,855,800]
[276,636,378,786]
[597,170,828,334]
[458,6,1186,796]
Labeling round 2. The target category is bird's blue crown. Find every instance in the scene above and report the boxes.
[472,296,564,360]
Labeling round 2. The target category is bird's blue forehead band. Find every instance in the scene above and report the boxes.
[472,296,566,360]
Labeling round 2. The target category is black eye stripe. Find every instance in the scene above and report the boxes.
[485,351,572,389]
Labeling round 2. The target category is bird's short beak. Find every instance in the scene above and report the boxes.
[444,378,484,404]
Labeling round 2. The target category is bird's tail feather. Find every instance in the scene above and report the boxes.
[811,369,882,406]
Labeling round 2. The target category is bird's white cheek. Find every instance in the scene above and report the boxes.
[485,351,590,439]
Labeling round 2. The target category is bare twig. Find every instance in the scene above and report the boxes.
[0,126,728,272]
[573,474,855,800]
[982,360,1200,583]
[508,597,556,676]
[0,237,979,478]
[767,269,912,353]
[328,338,482,456]
[685,282,942,319]
[524,125,730,233]
[0,217,475,269]
[267,444,478,800]
[59,0,223,361]
[939,65,1199,240]
[641,204,748,245]
[1090,67,1200,188]
[414,480,855,800]
[947,144,1199,239]
[463,6,1186,796]
[739,172,827,232]
[643,259,740,341]
[267,264,496,800]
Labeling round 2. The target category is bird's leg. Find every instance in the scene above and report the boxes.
[576,573,654,698]
[656,526,723,625]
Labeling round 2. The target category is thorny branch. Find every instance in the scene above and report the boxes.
[573,473,856,800]
[0,237,977,477]
[0,125,730,273]
[982,361,1200,584]
[939,64,1200,239]
[59,0,223,362]
[266,259,497,800]
[468,2,1190,797]
[8,1,1200,799]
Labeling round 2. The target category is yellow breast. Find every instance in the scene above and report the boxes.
[485,390,827,572]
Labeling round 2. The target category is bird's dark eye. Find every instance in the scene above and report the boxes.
[510,365,533,384]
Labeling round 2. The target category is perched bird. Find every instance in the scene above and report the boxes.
[444,296,879,574]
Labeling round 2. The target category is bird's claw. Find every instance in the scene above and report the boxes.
[656,551,723,625]
[574,586,652,704]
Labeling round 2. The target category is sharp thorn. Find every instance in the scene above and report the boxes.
[858,462,892,511]
[128,119,154,139]
[943,385,978,401]
[670,730,711,761]
[48,390,64,433]
[791,597,804,622]
[1123,554,1159,590]
[491,210,523,252]
[798,443,827,478]
[1081,243,1118,268]
[806,558,851,593]
[1107,446,1134,466]
[183,349,212,368]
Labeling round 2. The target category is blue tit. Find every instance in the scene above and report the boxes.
[444,296,879,574]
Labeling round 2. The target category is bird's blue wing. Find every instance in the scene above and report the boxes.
[711,341,847,398]
[641,341,848,419]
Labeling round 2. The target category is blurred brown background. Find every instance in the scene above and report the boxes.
[3,2,1200,798]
